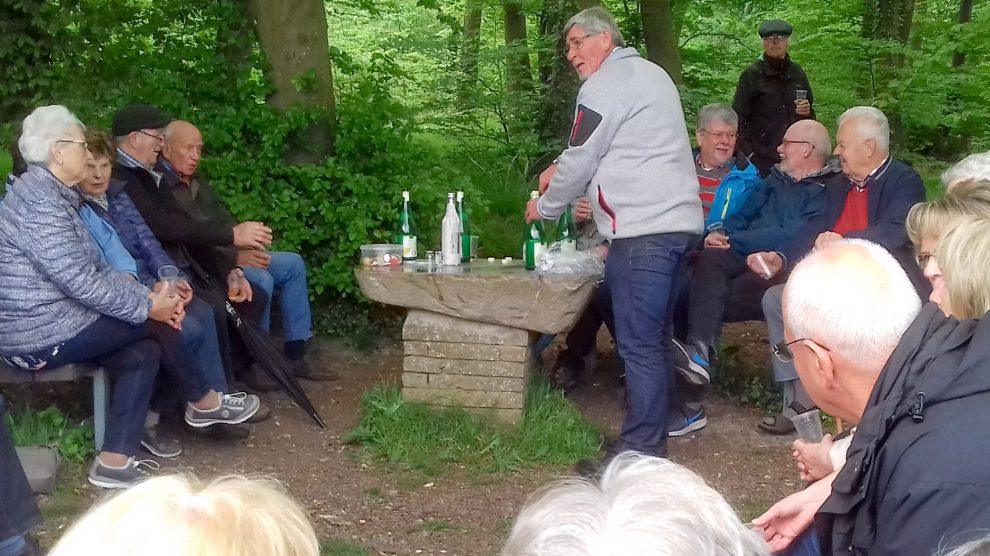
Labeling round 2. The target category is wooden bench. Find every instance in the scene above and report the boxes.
[0,362,108,450]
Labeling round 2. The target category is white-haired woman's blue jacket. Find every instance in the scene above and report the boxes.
[0,165,151,356]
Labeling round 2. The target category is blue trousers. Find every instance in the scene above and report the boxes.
[180,296,227,392]
[243,251,313,342]
[603,232,698,456]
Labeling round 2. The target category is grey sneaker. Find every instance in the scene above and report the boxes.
[671,338,711,386]
[88,456,159,489]
[140,426,182,458]
[184,392,260,428]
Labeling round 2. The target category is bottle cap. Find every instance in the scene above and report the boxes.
[530,190,539,200]
[487,257,496,263]
[402,191,409,201]
[448,192,455,199]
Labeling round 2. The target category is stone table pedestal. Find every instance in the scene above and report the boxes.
[356,260,600,424]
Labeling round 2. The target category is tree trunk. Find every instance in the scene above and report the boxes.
[460,0,483,80]
[639,0,683,84]
[535,0,587,150]
[504,0,533,94]
[952,0,974,67]
[861,0,917,148]
[244,0,335,163]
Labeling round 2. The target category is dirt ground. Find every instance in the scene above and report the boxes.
[31,322,803,555]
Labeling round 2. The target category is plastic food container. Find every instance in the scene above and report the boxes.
[360,244,403,267]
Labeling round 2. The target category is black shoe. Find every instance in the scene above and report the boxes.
[190,422,251,440]
[575,442,619,479]
[239,363,279,392]
[246,400,272,423]
[290,357,340,382]
[140,425,182,458]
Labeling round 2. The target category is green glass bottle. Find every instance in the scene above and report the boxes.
[556,205,578,251]
[457,191,472,262]
[395,191,418,261]
[523,191,546,270]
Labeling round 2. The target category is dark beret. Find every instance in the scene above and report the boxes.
[758,19,793,38]
[111,104,172,137]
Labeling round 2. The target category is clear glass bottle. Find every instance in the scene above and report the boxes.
[441,192,462,266]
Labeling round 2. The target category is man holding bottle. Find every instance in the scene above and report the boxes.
[525,6,702,471]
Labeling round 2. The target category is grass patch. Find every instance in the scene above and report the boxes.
[320,539,373,556]
[345,376,601,475]
[413,518,455,535]
[714,344,783,414]
[5,405,95,462]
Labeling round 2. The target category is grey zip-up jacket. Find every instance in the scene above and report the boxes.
[0,165,151,355]
[538,48,702,240]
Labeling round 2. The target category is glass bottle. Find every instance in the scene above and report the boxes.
[523,191,546,270]
[395,190,418,261]
[457,191,472,262]
[441,192,462,266]
[556,205,577,251]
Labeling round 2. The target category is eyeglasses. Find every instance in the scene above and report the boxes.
[56,139,88,149]
[762,33,790,42]
[700,130,737,141]
[566,33,600,54]
[771,338,810,363]
[781,140,813,148]
[137,130,164,142]
[916,250,936,268]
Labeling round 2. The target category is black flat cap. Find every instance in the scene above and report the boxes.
[758,19,793,38]
[112,104,172,137]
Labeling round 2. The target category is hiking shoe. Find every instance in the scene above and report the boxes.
[668,406,708,437]
[291,357,340,382]
[185,392,260,428]
[671,338,711,386]
[88,456,159,489]
[140,426,182,458]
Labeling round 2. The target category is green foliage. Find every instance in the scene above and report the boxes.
[345,376,602,476]
[4,405,95,462]
[714,344,783,413]
[320,539,373,556]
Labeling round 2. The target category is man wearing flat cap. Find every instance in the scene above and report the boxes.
[733,19,815,177]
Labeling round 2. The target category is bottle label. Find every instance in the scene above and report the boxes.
[560,239,577,252]
[402,235,418,259]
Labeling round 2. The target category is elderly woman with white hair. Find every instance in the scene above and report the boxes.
[0,105,260,489]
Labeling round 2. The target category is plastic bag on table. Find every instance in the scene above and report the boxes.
[537,241,605,277]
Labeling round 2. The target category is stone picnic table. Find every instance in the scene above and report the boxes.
[355,259,601,423]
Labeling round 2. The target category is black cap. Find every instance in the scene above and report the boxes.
[758,19,793,38]
[111,104,172,137]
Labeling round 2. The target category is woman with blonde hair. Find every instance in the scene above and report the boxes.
[931,216,990,320]
[48,474,319,556]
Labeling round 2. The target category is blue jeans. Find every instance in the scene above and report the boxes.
[180,297,227,392]
[242,251,313,342]
[604,232,698,456]
[778,528,822,556]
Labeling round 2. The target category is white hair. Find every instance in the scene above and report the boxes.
[18,105,85,165]
[49,474,319,556]
[943,151,990,187]
[502,452,769,556]
[564,7,625,48]
[837,106,890,153]
[697,103,738,132]
[942,534,990,556]
[784,239,920,369]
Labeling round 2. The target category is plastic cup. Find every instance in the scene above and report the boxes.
[790,409,824,443]
[795,89,808,101]
[157,265,179,298]
[470,235,479,259]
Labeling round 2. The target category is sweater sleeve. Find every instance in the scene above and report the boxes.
[538,80,629,220]
[18,202,151,324]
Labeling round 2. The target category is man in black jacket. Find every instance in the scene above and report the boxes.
[753,240,990,555]
[733,19,815,177]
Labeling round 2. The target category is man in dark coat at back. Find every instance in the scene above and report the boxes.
[733,19,815,177]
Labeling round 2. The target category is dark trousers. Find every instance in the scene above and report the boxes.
[193,282,268,384]
[557,286,612,374]
[0,396,42,541]
[44,317,211,455]
[604,232,698,456]
[686,248,785,349]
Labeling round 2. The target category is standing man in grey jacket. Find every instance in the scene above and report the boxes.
[526,6,703,470]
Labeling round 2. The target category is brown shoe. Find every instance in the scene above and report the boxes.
[247,400,271,423]
[290,358,340,381]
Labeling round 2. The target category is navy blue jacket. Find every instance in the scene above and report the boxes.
[820,305,990,554]
[776,157,927,294]
[720,165,832,256]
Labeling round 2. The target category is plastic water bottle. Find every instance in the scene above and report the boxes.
[441,193,462,266]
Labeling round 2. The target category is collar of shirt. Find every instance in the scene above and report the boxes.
[850,156,890,191]
[115,148,163,187]
[695,152,733,172]
[159,158,194,186]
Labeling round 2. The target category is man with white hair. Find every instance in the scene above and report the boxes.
[503,452,770,556]
[757,106,926,436]
[944,150,990,190]
[525,6,702,469]
[693,103,761,226]
[753,239,990,555]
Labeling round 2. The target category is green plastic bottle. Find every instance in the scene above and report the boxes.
[523,191,546,270]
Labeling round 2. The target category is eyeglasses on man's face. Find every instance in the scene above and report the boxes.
[700,129,738,141]
[762,33,789,42]
[566,32,601,54]
[781,140,813,149]
[137,129,164,143]
[772,338,809,363]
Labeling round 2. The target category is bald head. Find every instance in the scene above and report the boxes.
[777,120,831,179]
[162,120,203,177]
[784,239,920,371]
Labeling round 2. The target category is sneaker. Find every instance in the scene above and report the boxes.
[668,406,708,437]
[140,426,182,458]
[185,392,261,428]
[88,456,159,489]
[671,338,711,386]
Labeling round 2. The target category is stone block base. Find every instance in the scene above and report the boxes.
[401,310,534,424]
